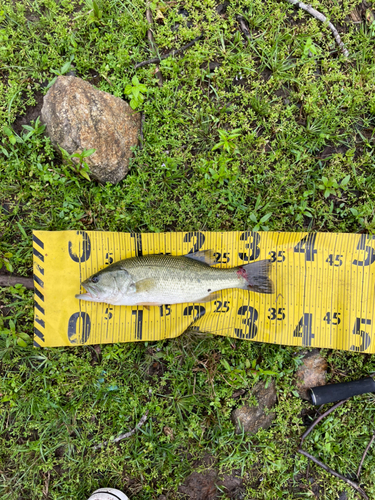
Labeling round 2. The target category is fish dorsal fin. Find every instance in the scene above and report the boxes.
[184,249,217,266]
[135,278,157,293]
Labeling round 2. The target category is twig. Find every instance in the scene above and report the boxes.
[298,449,368,499]
[146,2,163,87]
[298,399,370,498]
[100,74,113,86]
[357,430,375,478]
[94,411,149,449]
[300,399,348,445]
[284,0,349,57]
[42,470,50,500]
[0,275,34,289]
[220,373,236,388]
[135,34,203,69]
[145,7,156,52]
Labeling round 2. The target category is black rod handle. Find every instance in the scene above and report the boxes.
[309,377,375,405]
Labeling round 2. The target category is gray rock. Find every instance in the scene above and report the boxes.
[338,491,348,500]
[41,76,141,184]
[231,380,277,434]
[295,349,327,400]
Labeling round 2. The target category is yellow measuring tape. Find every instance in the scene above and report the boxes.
[32,230,375,352]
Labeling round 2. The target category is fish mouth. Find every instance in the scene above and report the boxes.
[76,283,99,301]
[75,291,95,301]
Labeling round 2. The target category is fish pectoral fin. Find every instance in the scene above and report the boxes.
[184,249,217,266]
[135,278,157,293]
[195,291,221,303]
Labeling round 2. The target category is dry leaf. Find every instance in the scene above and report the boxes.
[349,8,361,23]
[163,426,174,440]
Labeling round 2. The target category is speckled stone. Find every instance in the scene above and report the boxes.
[231,380,277,434]
[41,76,141,184]
[296,349,327,400]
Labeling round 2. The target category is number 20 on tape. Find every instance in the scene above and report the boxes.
[32,230,375,352]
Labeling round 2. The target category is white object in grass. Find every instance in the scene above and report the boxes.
[88,488,130,500]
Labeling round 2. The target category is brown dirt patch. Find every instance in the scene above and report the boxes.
[178,455,245,499]
[12,90,45,135]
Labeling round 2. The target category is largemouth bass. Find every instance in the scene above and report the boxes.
[75,251,274,306]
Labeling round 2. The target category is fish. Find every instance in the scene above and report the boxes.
[75,250,274,306]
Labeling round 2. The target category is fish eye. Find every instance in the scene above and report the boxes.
[91,275,100,283]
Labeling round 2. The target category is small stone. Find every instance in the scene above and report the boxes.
[231,380,277,434]
[231,389,246,399]
[200,61,221,72]
[338,491,348,500]
[295,349,327,400]
[216,2,229,15]
[41,76,141,184]
[178,8,189,17]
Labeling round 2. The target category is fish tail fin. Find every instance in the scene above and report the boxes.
[238,259,274,294]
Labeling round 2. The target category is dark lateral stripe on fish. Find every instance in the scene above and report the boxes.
[33,274,44,288]
[33,248,44,262]
[33,234,44,249]
[34,327,45,341]
[35,316,45,328]
[33,340,41,348]
[34,288,44,301]
[34,301,45,314]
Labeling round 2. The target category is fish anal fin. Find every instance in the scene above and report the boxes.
[135,278,157,293]
[184,249,217,266]
[136,302,163,309]
[195,291,221,303]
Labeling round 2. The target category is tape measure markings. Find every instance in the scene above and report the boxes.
[352,235,369,351]
[33,230,375,350]
[33,234,46,347]
[34,327,45,342]
[363,241,373,352]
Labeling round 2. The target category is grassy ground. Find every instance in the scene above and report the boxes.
[1,0,375,498]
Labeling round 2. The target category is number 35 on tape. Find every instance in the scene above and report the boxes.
[33,230,375,352]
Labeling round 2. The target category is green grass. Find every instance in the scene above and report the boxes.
[1,0,375,498]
